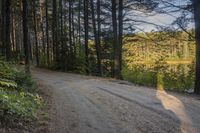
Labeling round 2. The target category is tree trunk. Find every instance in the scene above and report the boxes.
[1,0,5,55]
[59,0,66,70]
[40,4,45,54]
[193,0,200,94]
[78,0,81,54]
[97,0,102,75]
[90,0,102,76]
[46,0,50,66]
[33,0,39,66]
[5,0,11,60]
[11,7,16,53]
[118,0,123,76]
[66,0,73,70]
[52,0,58,61]
[112,0,121,79]
[59,0,63,50]
[84,0,89,74]
[72,2,76,55]
[23,0,30,73]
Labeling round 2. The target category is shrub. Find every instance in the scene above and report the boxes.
[0,59,42,126]
[122,67,157,87]
[122,63,194,92]
[0,90,42,124]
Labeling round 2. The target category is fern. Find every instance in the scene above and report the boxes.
[0,79,17,88]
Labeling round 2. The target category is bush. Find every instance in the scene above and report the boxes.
[14,70,34,89]
[0,90,42,124]
[0,59,42,126]
[122,63,194,92]
[122,67,157,87]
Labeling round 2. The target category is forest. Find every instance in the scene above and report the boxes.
[0,0,200,132]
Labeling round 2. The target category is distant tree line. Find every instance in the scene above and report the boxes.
[124,31,195,63]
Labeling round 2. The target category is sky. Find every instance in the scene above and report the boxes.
[131,0,194,32]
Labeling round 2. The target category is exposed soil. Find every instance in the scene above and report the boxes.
[30,68,200,133]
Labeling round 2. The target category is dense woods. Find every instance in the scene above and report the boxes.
[0,0,199,93]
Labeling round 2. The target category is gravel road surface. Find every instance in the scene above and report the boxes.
[32,68,200,133]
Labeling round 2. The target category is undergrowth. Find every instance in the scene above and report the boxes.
[0,59,42,127]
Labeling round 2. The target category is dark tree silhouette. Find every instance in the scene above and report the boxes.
[23,0,30,73]
[193,0,200,94]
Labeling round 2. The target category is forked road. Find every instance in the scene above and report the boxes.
[32,68,200,133]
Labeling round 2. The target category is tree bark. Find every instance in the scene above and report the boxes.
[118,0,123,75]
[90,0,102,76]
[46,0,50,66]
[11,7,16,53]
[33,0,39,66]
[97,0,102,75]
[5,0,11,60]
[23,0,30,73]
[193,0,200,94]
[1,0,5,55]
[84,0,89,74]
[52,0,58,61]
[72,2,76,55]
[78,0,81,54]
[69,0,73,55]
[112,0,122,79]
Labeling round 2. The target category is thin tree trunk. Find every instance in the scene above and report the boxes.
[97,0,102,75]
[52,0,58,61]
[5,0,11,60]
[72,2,75,54]
[59,0,63,49]
[0,0,1,54]
[41,25,45,53]
[1,0,5,55]
[33,0,39,66]
[59,0,64,70]
[45,0,50,66]
[118,0,123,77]
[78,0,81,54]
[69,0,73,55]
[29,32,33,62]
[11,8,16,52]
[40,5,45,54]
[84,0,89,74]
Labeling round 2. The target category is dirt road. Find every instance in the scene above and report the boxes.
[32,68,200,133]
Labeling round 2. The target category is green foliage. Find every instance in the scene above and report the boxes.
[0,59,42,126]
[123,31,195,66]
[0,79,17,89]
[14,70,34,89]
[122,31,195,92]
[0,60,34,90]
[39,53,47,68]
[157,73,164,90]
[163,64,195,91]
[123,63,195,92]
[0,60,18,80]
[0,90,42,123]
[123,67,157,87]
[73,52,87,74]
